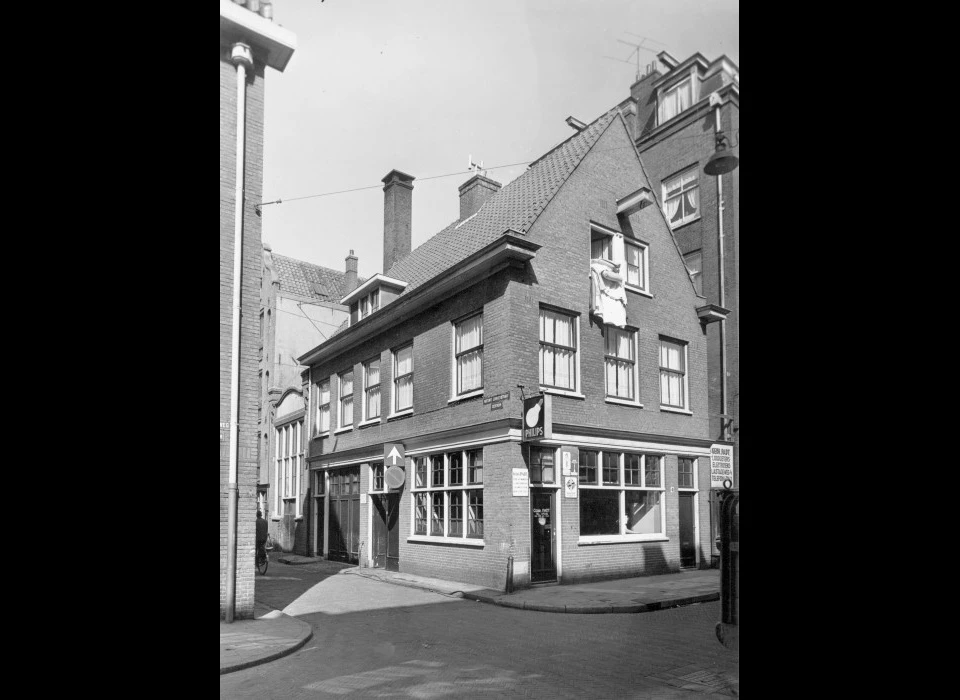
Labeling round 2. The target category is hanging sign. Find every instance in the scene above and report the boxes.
[522,394,552,443]
[710,445,734,488]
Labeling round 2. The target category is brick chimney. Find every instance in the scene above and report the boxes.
[458,174,501,221]
[382,169,415,273]
[344,249,358,294]
[630,67,662,139]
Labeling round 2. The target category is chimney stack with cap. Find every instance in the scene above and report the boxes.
[344,250,358,294]
[382,169,415,273]
[458,174,501,221]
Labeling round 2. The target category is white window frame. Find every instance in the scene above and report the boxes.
[657,73,695,125]
[624,240,650,294]
[391,343,414,416]
[337,369,354,430]
[361,357,381,424]
[369,461,386,494]
[275,418,303,519]
[604,326,641,407]
[409,449,484,545]
[678,456,698,492]
[359,288,381,320]
[578,449,666,543]
[662,166,700,230]
[315,378,330,436]
[451,312,484,400]
[659,338,691,414]
[539,307,582,397]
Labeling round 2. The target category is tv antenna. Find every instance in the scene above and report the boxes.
[603,34,666,81]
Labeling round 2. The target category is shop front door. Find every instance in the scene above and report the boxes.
[679,492,696,568]
[372,493,400,572]
[531,489,556,583]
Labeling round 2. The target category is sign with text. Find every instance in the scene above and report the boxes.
[512,468,529,496]
[564,476,578,498]
[384,443,405,467]
[710,444,735,488]
[483,392,510,405]
[522,394,552,443]
[560,446,579,476]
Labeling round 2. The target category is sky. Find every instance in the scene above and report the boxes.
[260,0,738,280]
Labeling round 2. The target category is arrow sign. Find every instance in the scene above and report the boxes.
[384,442,405,466]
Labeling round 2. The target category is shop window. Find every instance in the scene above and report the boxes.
[411,448,484,541]
[579,450,664,539]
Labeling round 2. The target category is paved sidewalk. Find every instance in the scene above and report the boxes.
[221,559,721,675]
[220,601,313,676]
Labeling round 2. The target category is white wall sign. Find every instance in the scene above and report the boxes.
[512,468,529,496]
[564,476,578,498]
[360,493,368,504]
[710,444,735,488]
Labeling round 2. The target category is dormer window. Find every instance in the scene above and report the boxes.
[658,76,692,125]
[359,289,380,319]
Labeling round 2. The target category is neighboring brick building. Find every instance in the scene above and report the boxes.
[298,108,730,591]
[220,0,295,621]
[258,245,357,554]
[616,51,740,543]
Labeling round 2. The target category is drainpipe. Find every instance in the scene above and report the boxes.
[712,104,729,443]
[226,41,254,624]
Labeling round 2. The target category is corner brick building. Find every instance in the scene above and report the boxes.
[297,108,731,590]
[220,0,294,620]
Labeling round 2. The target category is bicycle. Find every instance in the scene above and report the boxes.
[256,535,272,576]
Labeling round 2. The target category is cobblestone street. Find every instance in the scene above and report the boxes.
[221,561,738,698]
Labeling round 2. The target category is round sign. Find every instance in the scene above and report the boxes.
[386,466,406,489]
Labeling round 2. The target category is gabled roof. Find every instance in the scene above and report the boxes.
[271,253,358,304]
[384,108,620,297]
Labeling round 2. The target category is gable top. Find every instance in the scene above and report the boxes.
[383,108,621,297]
[271,253,359,304]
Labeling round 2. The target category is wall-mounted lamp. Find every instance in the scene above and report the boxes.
[704,130,739,176]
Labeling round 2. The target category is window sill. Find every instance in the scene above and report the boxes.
[358,418,381,428]
[449,389,484,403]
[625,286,653,298]
[407,535,485,547]
[668,216,700,232]
[660,406,693,416]
[605,397,643,408]
[578,535,669,545]
[541,387,585,400]
[333,426,353,435]
[388,409,413,421]
[314,432,330,440]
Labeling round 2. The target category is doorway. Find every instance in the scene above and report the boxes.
[328,467,360,563]
[372,492,400,571]
[679,492,696,568]
[530,489,557,583]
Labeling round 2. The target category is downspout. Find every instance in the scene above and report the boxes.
[712,104,729,442]
[226,41,254,624]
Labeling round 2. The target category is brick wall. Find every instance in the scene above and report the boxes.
[220,46,265,620]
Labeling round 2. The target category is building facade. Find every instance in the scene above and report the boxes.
[298,109,730,591]
[220,0,294,620]
[258,245,357,554]
[617,51,740,493]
